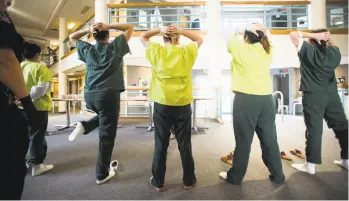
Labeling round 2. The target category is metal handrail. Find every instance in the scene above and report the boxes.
[273,91,284,122]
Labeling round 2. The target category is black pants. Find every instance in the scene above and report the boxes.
[27,111,48,165]
[227,92,284,185]
[0,103,29,200]
[303,91,348,164]
[151,102,196,188]
[81,91,120,180]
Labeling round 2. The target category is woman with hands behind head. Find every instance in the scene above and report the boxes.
[219,23,285,185]
[141,25,202,192]
[289,29,348,174]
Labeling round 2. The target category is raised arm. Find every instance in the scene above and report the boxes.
[289,31,328,50]
[106,23,134,41]
[181,30,203,48]
[140,28,161,47]
[69,27,90,46]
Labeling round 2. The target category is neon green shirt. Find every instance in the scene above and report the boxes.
[146,42,198,106]
[21,61,52,111]
[228,35,273,95]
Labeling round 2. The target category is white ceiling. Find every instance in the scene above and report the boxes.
[7,0,199,46]
[8,0,94,46]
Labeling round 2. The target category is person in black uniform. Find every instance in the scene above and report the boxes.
[289,29,348,174]
[0,0,40,199]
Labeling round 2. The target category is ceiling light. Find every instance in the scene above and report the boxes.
[68,73,75,75]
[52,42,58,46]
[68,23,76,29]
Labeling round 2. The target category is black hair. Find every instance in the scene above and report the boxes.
[244,30,263,44]
[23,42,41,59]
[310,28,330,49]
[244,30,271,54]
[93,30,109,41]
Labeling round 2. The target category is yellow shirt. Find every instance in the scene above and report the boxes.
[228,35,273,95]
[146,42,198,106]
[20,61,52,111]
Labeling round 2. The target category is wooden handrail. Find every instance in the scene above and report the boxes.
[326,0,348,5]
[221,1,311,5]
[108,2,207,8]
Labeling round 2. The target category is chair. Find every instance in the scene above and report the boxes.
[277,98,289,114]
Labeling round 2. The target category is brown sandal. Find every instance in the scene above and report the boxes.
[280,151,292,161]
[221,152,234,165]
[290,149,305,159]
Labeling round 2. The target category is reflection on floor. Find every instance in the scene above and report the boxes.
[22,114,348,200]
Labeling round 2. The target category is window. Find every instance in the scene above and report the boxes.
[221,4,309,30]
[326,3,348,29]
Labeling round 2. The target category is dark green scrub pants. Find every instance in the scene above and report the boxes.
[303,91,348,164]
[227,92,285,185]
[81,91,120,181]
[151,102,196,188]
[27,111,48,165]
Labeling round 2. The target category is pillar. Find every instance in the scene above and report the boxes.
[309,0,326,29]
[206,0,224,119]
[58,18,68,112]
[95,0,109,24]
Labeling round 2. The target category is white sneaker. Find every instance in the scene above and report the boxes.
[96,170,115,185]
[291,162,315,175]
[32,164,54,176]
[26,163,31,168]
[334,159,348,170]
[69,122,85,142]
[219,172,228,180]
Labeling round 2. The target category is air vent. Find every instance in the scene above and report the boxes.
[80,6,91,15]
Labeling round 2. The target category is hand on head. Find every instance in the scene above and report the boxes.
[314,31,331,44]
[251,24,267,36]
[164,24,181,36]
[90,22,109,33]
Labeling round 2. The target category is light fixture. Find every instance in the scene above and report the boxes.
[68,73,75,75]
[68,23,76,30]
[52,41,58,46]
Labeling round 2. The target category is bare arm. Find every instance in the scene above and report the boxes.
[140,28,161,47]
[181,30,203,48]
[289,31,323,49]
[69,27,90,46]
[0,49,29,98]
[107,24,134,41]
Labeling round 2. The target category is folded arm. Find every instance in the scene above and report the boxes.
[30,82,52,101]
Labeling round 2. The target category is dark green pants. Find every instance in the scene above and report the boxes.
[81,91,120,181]
[151,103,196,188]
[303,91,348,164]
[27,111,48,165]
[227,92,284,185]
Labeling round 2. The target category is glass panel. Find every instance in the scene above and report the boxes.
[221,4,308,30]
[109,5,206,31]
[326,5,348,29]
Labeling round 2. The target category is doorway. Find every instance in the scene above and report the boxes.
[273,74,290,111]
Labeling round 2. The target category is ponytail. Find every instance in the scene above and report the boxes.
[260,35,271,54]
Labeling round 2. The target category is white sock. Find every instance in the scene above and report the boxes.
[291,162,316,175]
[219,172,228,180]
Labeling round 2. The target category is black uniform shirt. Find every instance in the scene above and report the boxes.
[0,11,24,106]
[299,41,341,93]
